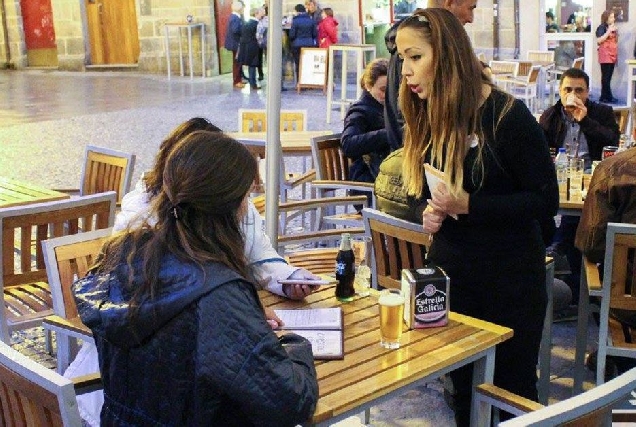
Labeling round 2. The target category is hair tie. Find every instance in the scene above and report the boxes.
[172,206,180,220]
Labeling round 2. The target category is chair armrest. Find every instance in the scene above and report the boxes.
[284,169,316,187]
[583,256,602,293]
[278,227,365,248]
[476,383,545,414]
[51,188,80,195]
[43,315,93,341]
[72,373,103,395]
[278,196,368,213]
[312,180,375,193]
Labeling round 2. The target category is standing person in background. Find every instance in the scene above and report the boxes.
[305,0,322,23]
[73,132,319,426]
[256,7,268,81]
[225,0,245,89]
[341,58,390,199]
[238,8,262,90]
[395,8,558,425]
[596,10,618,103]
[290,4,317,86]
[317,7,338,49]
[546,11,559,32]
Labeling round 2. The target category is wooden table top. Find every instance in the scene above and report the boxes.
[259,287,513,425]
[0,177,70,208]
[228,130,333,154]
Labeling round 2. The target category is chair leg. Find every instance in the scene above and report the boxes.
[45,328,54,355]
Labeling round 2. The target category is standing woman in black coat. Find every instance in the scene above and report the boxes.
[238,8,261,90]
[289,4,317,85]
[341,58,390,186]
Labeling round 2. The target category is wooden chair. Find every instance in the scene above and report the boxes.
[42,229,112,373]
[527,50,555,63]
[489,61,519,89]
[503,65,542,113]
[473,366,636,426]
[0,339,101,427]
[613,107,630,134]
[596,222,636,385]
[81,145,135,204]
[310,134,375,228]
[0,192,116,344]
[361,208,430,290]
[238,109,307,132]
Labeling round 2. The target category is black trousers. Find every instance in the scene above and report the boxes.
[600,63,615,101]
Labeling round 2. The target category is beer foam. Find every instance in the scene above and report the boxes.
[379,293,405,307]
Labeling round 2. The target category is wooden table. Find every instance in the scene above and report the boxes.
[228,130,333,157]
[0,177,69,208]
[259,288,513,426]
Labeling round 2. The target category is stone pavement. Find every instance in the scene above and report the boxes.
[1,69,597,426]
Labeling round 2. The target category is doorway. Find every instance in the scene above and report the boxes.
[85,0,140,65]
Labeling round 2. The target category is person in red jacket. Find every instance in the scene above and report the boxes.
[317,8,338,49]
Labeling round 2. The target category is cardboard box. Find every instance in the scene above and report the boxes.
[401,266,449,329]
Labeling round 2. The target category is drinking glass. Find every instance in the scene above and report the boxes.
[378,289,405,349]
[568,157,584,202]
[352,236,372,297]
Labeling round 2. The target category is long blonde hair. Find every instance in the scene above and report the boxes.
[398,8,508,198]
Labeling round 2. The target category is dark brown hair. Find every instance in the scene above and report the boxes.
[102,131,257,316]
[360,57,388,90]
[145,118,221,197]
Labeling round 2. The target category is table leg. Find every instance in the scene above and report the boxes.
[573,261,590,395]
[537,259,554,404]
[326,47,335,124]
[201,24,206,78]
[470,348,495,427]
[178,28,184,77]
[165,26,171,80]
[188,26,194,80]
[340,50,348,120]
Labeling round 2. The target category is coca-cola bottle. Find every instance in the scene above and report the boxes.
[335,233,355,302]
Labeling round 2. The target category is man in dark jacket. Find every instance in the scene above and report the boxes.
[237,8,261,90]
[540,67,620,301]
[289,4,317,84]
[225,1,245,88]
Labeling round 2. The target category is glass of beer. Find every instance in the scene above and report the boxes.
[378,289,405,349]
[568,157,584,202]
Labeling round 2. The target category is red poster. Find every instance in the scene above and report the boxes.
[20,0,57,50]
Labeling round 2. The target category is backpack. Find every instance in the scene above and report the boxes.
[374,148,423,224]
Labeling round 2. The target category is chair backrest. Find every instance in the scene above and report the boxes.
[498,366,636,426]
[240,139,267,191]
[81,145,135,204]
[42,228,112,320]
[310,133,349,181]
[527,50,555,63]
[476,52,486,62]
[0,192,115,341]
[599,223,636,349]
[0,340,83,426]
[362,208,431,290]
[613,107,630,134]
[488,60,519,76]
[572,57,584,69]
[526,65,542,84]
[238,109,307,132]
[514,60,533,77]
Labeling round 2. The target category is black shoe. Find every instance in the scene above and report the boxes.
[553,305,578,322]
[609,97,619,104]
[250,85,261,90]
[281,87,288,91]
[258,76,264,81]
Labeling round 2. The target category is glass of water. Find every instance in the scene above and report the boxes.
[353,236,372,297]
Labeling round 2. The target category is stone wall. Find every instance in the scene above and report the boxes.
[1,0,26,68]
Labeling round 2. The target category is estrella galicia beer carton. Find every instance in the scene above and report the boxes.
[401,266,449,329]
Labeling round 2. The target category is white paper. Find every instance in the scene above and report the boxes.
[288,329,343,358]
[274,308,342,330]
[424,164,458,220]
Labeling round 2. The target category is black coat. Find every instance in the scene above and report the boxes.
[539,99,620,161]
[383,20,404,151]
[290,13,317,48]
[341,90,390,183]
[73,254,318,426]
[237,18,260,67]
[224,13,242,52]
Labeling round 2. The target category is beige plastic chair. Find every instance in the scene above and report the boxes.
[42,228,112,373]
[0,339,101,426]
[527,50,555,63]
[489,61,520,89]
[474,366,636,426]
[0,192,116,344]
[504,65,542,113]
[596,222,636,385]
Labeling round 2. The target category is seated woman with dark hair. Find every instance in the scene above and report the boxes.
[73,131,319,426]
[341,58,391,205]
